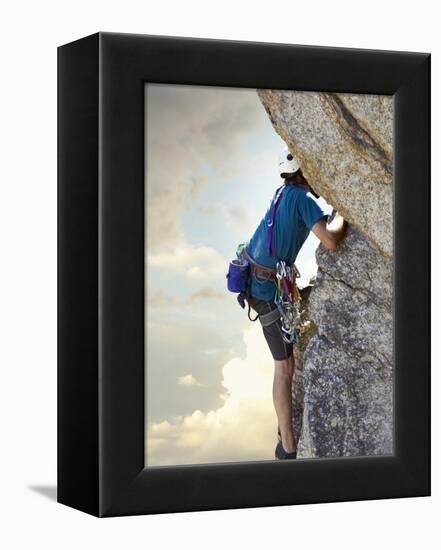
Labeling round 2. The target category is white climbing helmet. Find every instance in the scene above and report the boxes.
[278,146,300,178]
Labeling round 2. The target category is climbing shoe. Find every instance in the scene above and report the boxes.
[275,440,297,460]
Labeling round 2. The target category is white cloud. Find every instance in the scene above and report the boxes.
[177,374,204,387]
[147,243,226,284]
[190,287,224,301]
[200,205,257,234]
[147,287,226,311]
[145,84,266,253]
[146,323,277,466]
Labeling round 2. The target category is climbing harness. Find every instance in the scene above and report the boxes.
[226,183,303,343]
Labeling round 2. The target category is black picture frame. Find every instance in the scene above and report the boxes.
[58,32,430,517]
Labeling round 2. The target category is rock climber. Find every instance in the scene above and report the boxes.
[245,146,347,460]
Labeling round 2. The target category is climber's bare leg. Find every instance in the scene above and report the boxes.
[273,355,296,453]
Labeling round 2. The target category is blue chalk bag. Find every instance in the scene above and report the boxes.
[226,258,250,293]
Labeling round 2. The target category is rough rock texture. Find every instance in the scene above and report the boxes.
[258,90,393,257]
[291,285,316,447]
[259,90,394,458]
[297,226,393,457]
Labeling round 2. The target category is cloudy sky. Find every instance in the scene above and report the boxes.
[145,84,331,467]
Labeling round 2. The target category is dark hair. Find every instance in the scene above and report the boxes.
[282,170,304,185]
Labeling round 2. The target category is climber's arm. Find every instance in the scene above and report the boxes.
[312,213,347,250]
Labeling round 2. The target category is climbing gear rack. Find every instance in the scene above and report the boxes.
[274,260,302,344]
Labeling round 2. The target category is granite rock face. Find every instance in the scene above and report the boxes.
[259,90,394,458]
[258,90,393,257]
[297,226,393,457]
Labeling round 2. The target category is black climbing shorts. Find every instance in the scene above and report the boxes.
[248,297,294,361]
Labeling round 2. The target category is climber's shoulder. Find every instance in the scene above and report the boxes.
[295,188,326,231]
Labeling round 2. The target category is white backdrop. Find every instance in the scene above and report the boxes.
[0,1,438,548]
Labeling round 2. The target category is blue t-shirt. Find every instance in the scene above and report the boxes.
[247,184,326,300]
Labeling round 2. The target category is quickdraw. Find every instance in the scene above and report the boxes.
[274,260,302,344]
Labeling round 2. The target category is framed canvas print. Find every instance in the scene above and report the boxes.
[58,32,430,516]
